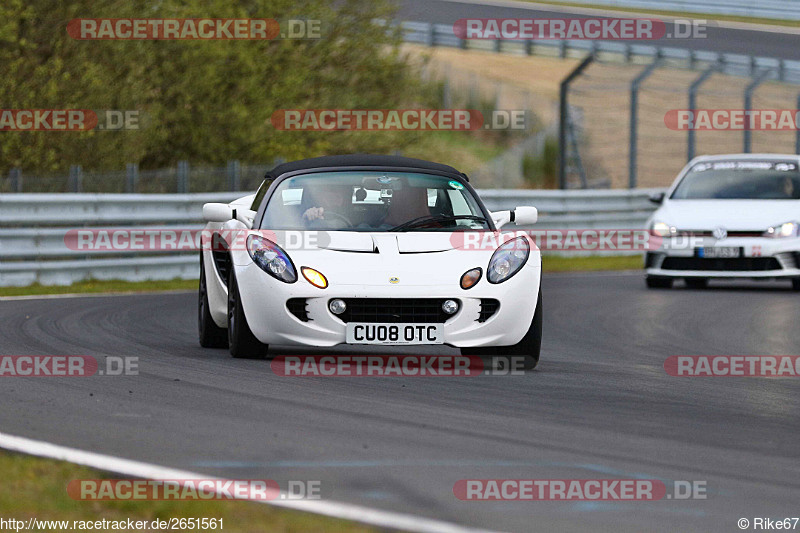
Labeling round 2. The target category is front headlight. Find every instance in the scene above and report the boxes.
[763,221,800,238]
[487,237,530,284]
[246,234,297,283]
[651,221,677,237]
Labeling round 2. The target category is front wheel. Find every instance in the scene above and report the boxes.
[199,256,228,348]
[792,278,800,291]
[228,270,269,359]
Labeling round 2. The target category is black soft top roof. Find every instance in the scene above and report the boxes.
[264,154,468,181]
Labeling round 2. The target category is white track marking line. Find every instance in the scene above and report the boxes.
[0,431,498,533]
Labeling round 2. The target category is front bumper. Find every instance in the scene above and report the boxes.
[235,261,541,348]
[645,236,800,279]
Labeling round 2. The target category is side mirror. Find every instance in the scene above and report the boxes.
[513,206,538,226]
[203,203,233,223]
[649,192,665,205]
[237,209,256,229]
[490,206,538,229]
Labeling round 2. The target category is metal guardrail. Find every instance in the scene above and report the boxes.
[0,191,660,286]
[543,0,800,21]
[398,21,800,84]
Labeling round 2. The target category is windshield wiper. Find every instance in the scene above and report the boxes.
[389,214,488,232]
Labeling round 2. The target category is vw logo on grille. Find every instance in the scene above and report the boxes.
[712,227,728,240]
[389,277,399,284]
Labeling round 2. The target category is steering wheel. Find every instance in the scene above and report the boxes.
[311,211,353,228]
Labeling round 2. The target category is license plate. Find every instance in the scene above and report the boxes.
[346,323,444,345]
[697,247,741,258]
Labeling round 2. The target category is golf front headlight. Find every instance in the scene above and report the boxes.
[246,234,297,283]
[651,221,677,237]
[763,221,800,238]
[487,237,530,284]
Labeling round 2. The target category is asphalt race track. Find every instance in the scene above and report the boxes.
[2,271,799,532]
[396,0,800,60]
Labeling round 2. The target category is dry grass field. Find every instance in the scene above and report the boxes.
[404,44,800,188]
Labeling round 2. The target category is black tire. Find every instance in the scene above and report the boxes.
[227,270,269,359]
[646,276,673,289]
[462,288,542,370]
[792,278,800,291]
[684,277,709,289]
[198,256,228,348]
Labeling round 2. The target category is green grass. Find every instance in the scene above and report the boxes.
[542,254,643,272]
[523,0,800,28]
[0,279,197,297]
[0,450,376,532]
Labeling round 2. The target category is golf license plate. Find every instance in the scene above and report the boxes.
[697,247,741,259]
[346,323,444,345]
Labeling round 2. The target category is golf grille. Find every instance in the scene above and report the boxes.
[661,257,782,272]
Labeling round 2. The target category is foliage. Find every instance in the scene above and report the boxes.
[0,0,425,173]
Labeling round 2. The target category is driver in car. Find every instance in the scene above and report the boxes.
[302,184,352,224]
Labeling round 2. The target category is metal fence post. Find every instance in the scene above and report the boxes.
[69,165,83,193]
[743,69,773,153]
[125,163,138,193]
[9,168,22,193]
[796,92,800,155]
[177,160,189,193]
[558,54,594,190]
[687,63,719,162]
[629,59,662,189]
[227,160,241,191]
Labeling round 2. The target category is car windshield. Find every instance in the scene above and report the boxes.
[260,171,490,231]
[671,160,800,200]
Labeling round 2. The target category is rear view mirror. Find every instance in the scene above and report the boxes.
[649,192,665,205]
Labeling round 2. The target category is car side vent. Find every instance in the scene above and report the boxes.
[478,299,499,322]
[287,298,311,322]
[211,250,231,287]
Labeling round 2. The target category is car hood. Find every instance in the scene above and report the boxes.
[257,231,536,287]
[308,232,459,253]
[655,200,800,231]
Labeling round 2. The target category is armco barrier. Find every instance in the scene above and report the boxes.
[0,190,661,286]
[539,0,800,21]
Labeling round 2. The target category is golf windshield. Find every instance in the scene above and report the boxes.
[671,160,800,200]
[260,171,490,231]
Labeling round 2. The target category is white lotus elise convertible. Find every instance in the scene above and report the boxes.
[198,155,542,367]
